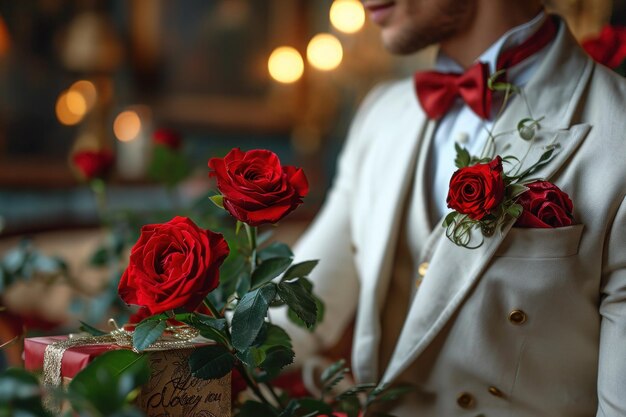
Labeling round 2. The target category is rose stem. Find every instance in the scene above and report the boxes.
[244,223,258,271]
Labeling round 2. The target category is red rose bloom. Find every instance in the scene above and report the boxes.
[118,216,229,315]
[153,128,182,150]
[72,150,114,180]
[582,25,626,69]
[208,148,309,226]
[446,156,505,221]
[515,181,574,228]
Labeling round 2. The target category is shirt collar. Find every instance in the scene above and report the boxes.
[435,11,547,74]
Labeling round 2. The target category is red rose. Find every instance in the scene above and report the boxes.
[118,216,229,315]
[582,25,626,70]
[208,148,309,226]
[153,128,182,150]
[72,150,114,180]
[515,181,573,228]
[446,156,505,221]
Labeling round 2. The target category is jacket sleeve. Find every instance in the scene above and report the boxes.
[272,84,390,364]
[597,195,626,416]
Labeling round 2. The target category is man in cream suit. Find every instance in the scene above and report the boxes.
[277,0,626,415]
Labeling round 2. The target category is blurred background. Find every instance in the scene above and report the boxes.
[0,0,622,368]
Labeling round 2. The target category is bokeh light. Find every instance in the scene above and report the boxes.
[69,80,97,111]
[65,90,87,116]
[268,46,304,83]
[113,110,141,142]
[307,34,343,71]
[330,0,365,34]
[55,91,85,125]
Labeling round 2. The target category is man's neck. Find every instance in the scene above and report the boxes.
[440,3,544,69]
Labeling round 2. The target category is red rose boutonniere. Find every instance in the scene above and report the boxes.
[443,142,559,248]
[208,148,309,226]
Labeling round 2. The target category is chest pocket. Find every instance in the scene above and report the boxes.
[495,224,584,259]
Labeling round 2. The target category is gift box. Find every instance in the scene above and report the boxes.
[24,336,231,417]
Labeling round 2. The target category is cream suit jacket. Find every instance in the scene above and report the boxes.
[277,19,626,417]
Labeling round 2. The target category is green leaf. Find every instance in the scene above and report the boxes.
[231,284,277,351]
[257,242,294,262]
[132,320,166,352]
[507,203,524,218]
[0,368,44,402]
[442,211,457,228]
[185,314,230,346]
[188,345,235,380]
[454,143,471,169]
[278,399,300,417]
[258,346,295,379]
[507,183,529,199]
[278,279,317,328]
[78,320,107,336]
[236,220,244,235]
[236,347,266,367]
[367,384,414,406]
[295,398,333,416]
[251,257,293,289]
[236,271,252,296]
[335,383,378,401]
[281,260,319,281]
[255,323,292,350]
[321,359,347,384]
[68,350,149,415]
[287,294,325,331]
[209,195,224,209]
[338,395,361,417]
[375,384,414,403]
[237,400,279,417]
[89,247,110,266]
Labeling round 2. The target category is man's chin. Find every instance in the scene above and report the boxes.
[381,28,431,55]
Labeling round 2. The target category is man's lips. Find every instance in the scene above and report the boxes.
[363,1,395,11]
[362,1,395,24]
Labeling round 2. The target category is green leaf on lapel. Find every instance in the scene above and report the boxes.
[506,183,529,199]
[454,143,471,168]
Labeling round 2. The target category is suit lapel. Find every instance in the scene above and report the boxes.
[381,18,594,385]
[352,92,436,383]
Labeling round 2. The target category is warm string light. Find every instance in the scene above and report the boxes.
[268,46,304,83]
[330,0,365,34]
[307,33,343,71]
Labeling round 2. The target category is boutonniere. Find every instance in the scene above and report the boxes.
[442,134,573,248]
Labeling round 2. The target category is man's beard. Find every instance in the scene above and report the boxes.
[384,1,473,55]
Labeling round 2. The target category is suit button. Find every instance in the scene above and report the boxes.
[418,262,429,277]
[508,309,527,325]
[415,277,423,289]
[456,392,475,409]
[488,386,505,398]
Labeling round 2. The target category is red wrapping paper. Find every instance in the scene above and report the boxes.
[24,336,122,378]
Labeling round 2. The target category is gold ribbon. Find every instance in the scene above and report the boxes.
[42,319,199,412]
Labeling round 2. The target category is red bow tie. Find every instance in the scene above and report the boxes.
[414,16,557,120]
